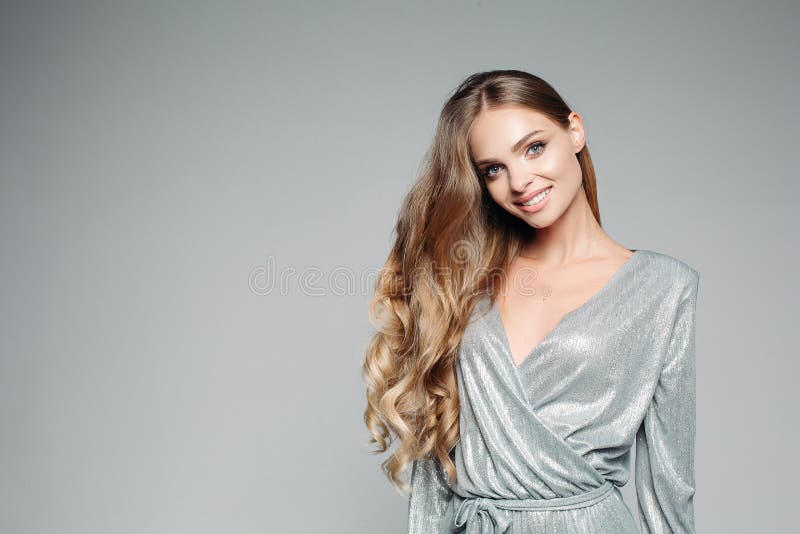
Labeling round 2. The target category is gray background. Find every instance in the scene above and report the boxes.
[1,1,796,532]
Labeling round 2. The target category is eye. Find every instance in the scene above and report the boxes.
[527,141,546,156]
[482,164,502,179]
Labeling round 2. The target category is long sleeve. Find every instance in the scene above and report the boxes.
[407,457,454,534]
[635,272,699,533]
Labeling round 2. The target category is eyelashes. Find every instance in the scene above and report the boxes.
[527,141,546,156]
[480,141,547,179]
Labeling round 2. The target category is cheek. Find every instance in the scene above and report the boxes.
[540,150,582,185]
[485,181,505,204]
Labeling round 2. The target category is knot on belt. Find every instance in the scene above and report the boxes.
[453,480,614,534]
[454,497,512,534]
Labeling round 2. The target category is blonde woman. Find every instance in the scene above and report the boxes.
[363,70,699,533]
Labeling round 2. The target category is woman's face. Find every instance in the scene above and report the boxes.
[468,105,586,228]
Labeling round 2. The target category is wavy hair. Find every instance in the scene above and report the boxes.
[362,70,602,492]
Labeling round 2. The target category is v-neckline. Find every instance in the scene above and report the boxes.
[491,249,642,371]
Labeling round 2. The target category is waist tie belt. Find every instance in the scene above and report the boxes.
[453,480,614,534]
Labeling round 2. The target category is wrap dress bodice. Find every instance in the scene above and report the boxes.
[407,249,699,533]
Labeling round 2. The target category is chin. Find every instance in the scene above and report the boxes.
[521,209,559,229]
[525,219,554,230]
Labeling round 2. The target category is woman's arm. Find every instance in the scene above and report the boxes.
[635,272,699,533]
[407,457,455,533]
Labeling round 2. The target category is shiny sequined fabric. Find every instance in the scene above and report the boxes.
[407,249,699,533]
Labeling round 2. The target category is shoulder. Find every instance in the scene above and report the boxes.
[635,249,700,296]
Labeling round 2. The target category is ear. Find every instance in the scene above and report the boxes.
[567,111,586,153]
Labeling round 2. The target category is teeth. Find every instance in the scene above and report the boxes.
[521,187,551,206]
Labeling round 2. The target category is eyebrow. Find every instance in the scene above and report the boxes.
[473,129,545,167]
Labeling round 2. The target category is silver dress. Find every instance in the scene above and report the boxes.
[407,249,699,534]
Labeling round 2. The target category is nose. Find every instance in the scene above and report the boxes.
[507,161,533,193]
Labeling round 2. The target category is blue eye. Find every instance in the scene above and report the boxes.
[483,164,502,178]
[527,141,545,155]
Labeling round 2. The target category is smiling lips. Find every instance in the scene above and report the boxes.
[514,185,553,207]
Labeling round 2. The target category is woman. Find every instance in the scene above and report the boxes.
[362,70,699,533]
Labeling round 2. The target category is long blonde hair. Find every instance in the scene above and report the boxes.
[362,70,602,492]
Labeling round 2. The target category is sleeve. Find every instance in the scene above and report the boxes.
[407,457,455,534]
[635,272,699,534]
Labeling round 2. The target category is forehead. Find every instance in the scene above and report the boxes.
[469,105,554,156]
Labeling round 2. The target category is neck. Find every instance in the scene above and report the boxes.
[518,185,614,265]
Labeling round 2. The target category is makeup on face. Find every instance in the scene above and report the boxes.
[470,106,584,225]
